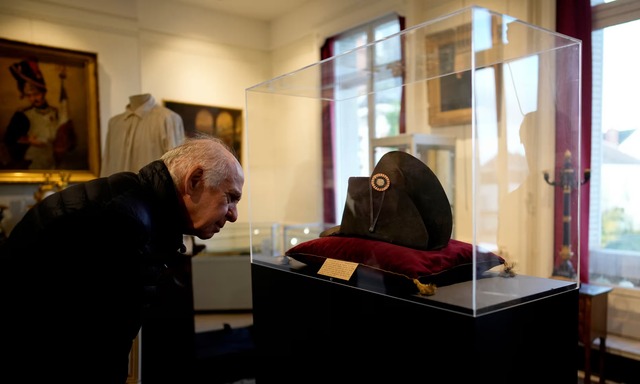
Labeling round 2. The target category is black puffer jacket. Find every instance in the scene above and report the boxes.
[0,160,186,382]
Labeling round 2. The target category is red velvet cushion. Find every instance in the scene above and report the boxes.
[285,236,504,294]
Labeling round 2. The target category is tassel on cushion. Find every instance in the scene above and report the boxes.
[414,279,437,296]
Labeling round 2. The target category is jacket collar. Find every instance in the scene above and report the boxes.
[138,160,185,253]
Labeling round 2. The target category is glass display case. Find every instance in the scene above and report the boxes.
[196,222,278,257]
[282,222,332,250]
[370,133,457,228]
[245,5,582,317]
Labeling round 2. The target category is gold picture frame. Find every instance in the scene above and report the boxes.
[126,333,140,384]
[0,38,100,183]
[425,18,501,127]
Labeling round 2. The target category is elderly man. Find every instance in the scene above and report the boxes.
[0,135,244,383]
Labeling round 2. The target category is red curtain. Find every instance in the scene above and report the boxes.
[399,16,406,134]
[321,38,336,224]
[556,0,592,283]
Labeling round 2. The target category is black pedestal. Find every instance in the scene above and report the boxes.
[251,259,578,383]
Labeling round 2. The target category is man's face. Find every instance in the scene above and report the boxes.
[187,162,244,240]
[24,87,46,108]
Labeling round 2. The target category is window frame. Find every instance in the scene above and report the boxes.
[328,14,404,222]
[589,0,640,290]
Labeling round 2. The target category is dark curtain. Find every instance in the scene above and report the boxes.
[321,15,406,225]
[556,0,592,283]
[399,16,406,134]
[321,37,336,224]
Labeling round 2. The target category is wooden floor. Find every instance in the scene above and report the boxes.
[577,371,613,384]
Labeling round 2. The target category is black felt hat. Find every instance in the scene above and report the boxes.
[322,150,453,251]
[9,58,47,97]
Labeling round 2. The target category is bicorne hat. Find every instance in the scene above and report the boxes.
[322,150,453,251]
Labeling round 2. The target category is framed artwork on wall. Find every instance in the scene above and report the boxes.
[0,38,100,183]
[425,17,501,127]
[164,100,243,162]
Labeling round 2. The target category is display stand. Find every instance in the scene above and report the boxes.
[251,259,577,383]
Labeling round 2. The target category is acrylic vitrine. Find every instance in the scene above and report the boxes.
[246,6,582,377]
[245,8,582,375]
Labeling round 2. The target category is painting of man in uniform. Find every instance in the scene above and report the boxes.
[0,51,89,172]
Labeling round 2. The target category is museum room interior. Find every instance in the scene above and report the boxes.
[0,0,638,383]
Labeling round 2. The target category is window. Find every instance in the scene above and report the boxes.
[328,14,403,221]
[590,0,640,288]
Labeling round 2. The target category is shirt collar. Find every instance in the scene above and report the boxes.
[124,94,157,119]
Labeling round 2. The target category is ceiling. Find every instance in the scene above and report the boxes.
[173,0,312,21]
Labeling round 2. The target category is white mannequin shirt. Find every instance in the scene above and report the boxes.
[101,94,185,176]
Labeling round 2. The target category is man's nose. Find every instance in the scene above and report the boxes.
[226,205,238,222]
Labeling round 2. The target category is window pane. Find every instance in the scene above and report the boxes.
[333,15,402,220]
[590,18,640,288]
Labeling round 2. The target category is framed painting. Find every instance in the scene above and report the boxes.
[425,18,501,127]
[0,38,100,183]
[164,101,243,162]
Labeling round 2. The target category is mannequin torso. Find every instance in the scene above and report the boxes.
[101,93,184,177]
[128,94,152,110]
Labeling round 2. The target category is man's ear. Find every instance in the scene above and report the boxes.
[184,167,204,195]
